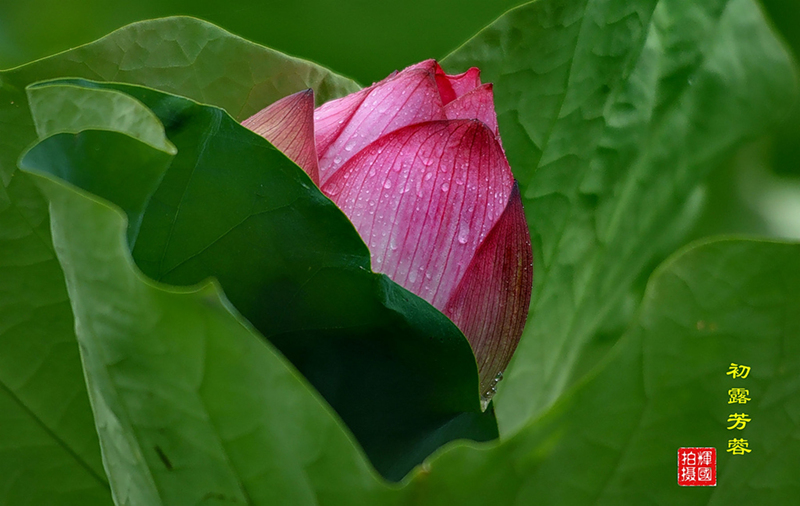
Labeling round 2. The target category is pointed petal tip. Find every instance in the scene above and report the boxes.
[444,84,500,138]
[242,89,320,185]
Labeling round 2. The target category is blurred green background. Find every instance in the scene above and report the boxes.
[1,0,797,241]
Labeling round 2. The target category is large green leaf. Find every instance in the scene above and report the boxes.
[0,175,112,505]
[1,16,359,184]
[403,238,800,505]
[22,139,395,506]
[0,16,358,501]
[21,79,496,481]
[443,0,798,433]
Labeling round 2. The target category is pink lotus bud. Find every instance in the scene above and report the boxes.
[244,60,533,403]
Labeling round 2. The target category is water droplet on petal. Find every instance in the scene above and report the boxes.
[409,270,417,283]
[384,180,392,189]
[441,182,450,192]
[457,221,469,244]
[326,182,341,196]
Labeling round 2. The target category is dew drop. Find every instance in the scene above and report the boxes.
[344,140,356,152]
[408,270,417,283]
[384,180,392,190]
[457,221,469,244]
[495,371,504,382]
[424,172,433,181]
[441,182,450,192]
[326,182,341,196]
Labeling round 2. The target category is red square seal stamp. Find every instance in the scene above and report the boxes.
[678,447,716,486]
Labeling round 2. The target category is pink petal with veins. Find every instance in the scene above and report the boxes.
[313,72,403,158]
[445,67,482,98]
[313,88,370,168]
[408,60,481,104]
[443,183,533,396]
[321,119,514,310]
[242,89,319,184]
[444,83,499,137]
[315,67,447,186]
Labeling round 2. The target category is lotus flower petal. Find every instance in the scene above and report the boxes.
[406,60,481,105]
[315,67,447,185]
[242,89,320,184]
[444,67,482,99]
[321,119,514,310]
[443,183,533,397]
[313,88,370,168]
[443,83,499,137]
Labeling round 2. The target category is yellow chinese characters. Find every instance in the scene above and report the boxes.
[728,388,750,404]
[726,363,752,455]
[726,363,750,379]
[727,438,751,455]
[726,413,751,430]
